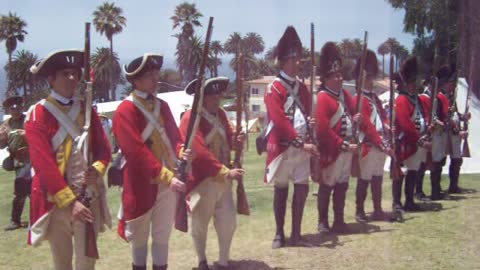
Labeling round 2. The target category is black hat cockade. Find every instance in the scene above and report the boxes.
[185,77,229,96]
[2,96,24,110]
[352,49,378,79]
[394,56,417,85]
[124,53,163,82]
[30,49,84,78]
[274,26,303,63]
[319,42,343,78]
[436,64,457,84]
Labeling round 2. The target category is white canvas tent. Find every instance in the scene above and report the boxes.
[95,90,193,125]
[0,91,193,163]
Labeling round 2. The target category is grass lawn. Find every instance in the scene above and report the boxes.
[1,136,479,270]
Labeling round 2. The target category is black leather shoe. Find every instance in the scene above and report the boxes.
[271,234,285,249]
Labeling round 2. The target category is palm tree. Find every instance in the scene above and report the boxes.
[224,32,265,78]
[243,32,265,55]
[384,38,400,71]
[92,2,126,55]
[224,32,243,55]
[8,50,43,98]
[91,47,122,102]
[0,12,27,96]
[377,43,390,78]
[171,2,203,84]
[171,2,203,39]
[174,34,203,83]
[0,13,27,64]
[210,40,223,77]
[93,2,126,101]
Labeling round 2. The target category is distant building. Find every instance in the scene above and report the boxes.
[245,75,388,127]
[246,75,322,115]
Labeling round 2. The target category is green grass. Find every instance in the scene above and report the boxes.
[1,136,480,269]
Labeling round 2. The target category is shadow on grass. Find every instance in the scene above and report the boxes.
[444,194,469,201]
[228,260,286,270]
[300,233,342,249]
[414,201,444,212]
[191,260,284,270]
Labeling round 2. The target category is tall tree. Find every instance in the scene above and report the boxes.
[210,40,224,77]
[174,34,204,84]
[92,2,127,55]
[338,38,364,80]
[224,32,265,79]
[457,0,480,96]
[7,50,47,100]
[243,32,265,55]
[171,1,203,84]
[387,0,458,76]
[0,12,27,96]
[377,43,390,78]
[93,2,126,100]
[91,47,122,102]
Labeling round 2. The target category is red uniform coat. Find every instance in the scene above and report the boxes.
[26,99,111,245]
[316,87,355,167]
[113,97,183,227]
[353,93,389,157]
[179,109,234,193]
[422,91,450,122]
[264,77,311,182]
[395,91,431,162]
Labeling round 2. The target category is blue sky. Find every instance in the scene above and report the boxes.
[1,0,414,64]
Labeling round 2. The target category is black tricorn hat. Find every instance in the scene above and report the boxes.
[436,64,457,83]
[2,96,23,109]
[274,26,303,62]
[30,49,84,77]
[124,53,163,82]
[352,49,378,79]
[318,42,343,77]
[185,77,229,95]
[397,56,417,85]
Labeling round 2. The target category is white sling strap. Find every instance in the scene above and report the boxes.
[41,99,82,151]
[201,109,229,146]
[324,90,345,129]
[126,95,177,163]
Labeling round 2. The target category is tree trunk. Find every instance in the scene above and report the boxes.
[7,52,13,96]
[382,54,385,79]
[110,39,116,101]
[458,0,480,98]
[469,0,480,98]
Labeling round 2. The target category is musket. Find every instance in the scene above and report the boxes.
[310,23,316,112]
[445,79,457,156]
[175,17,214,232]
[81,22,99,259]
[309,23,320,182]
[233,53,250,215]
[462,54,474,158]
[388,54,403,179]
[424,76,439,170]
[351,31,368,178]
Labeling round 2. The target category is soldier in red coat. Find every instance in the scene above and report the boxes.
[392,57,431,212]
[315,42,361,234]
[113,54,189,270]
[26,49,112,270]
[352,50,394,223]
[179,77,244,270]
[439,65,470,193]
[417,70,451,200]
[264,26,317,248]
